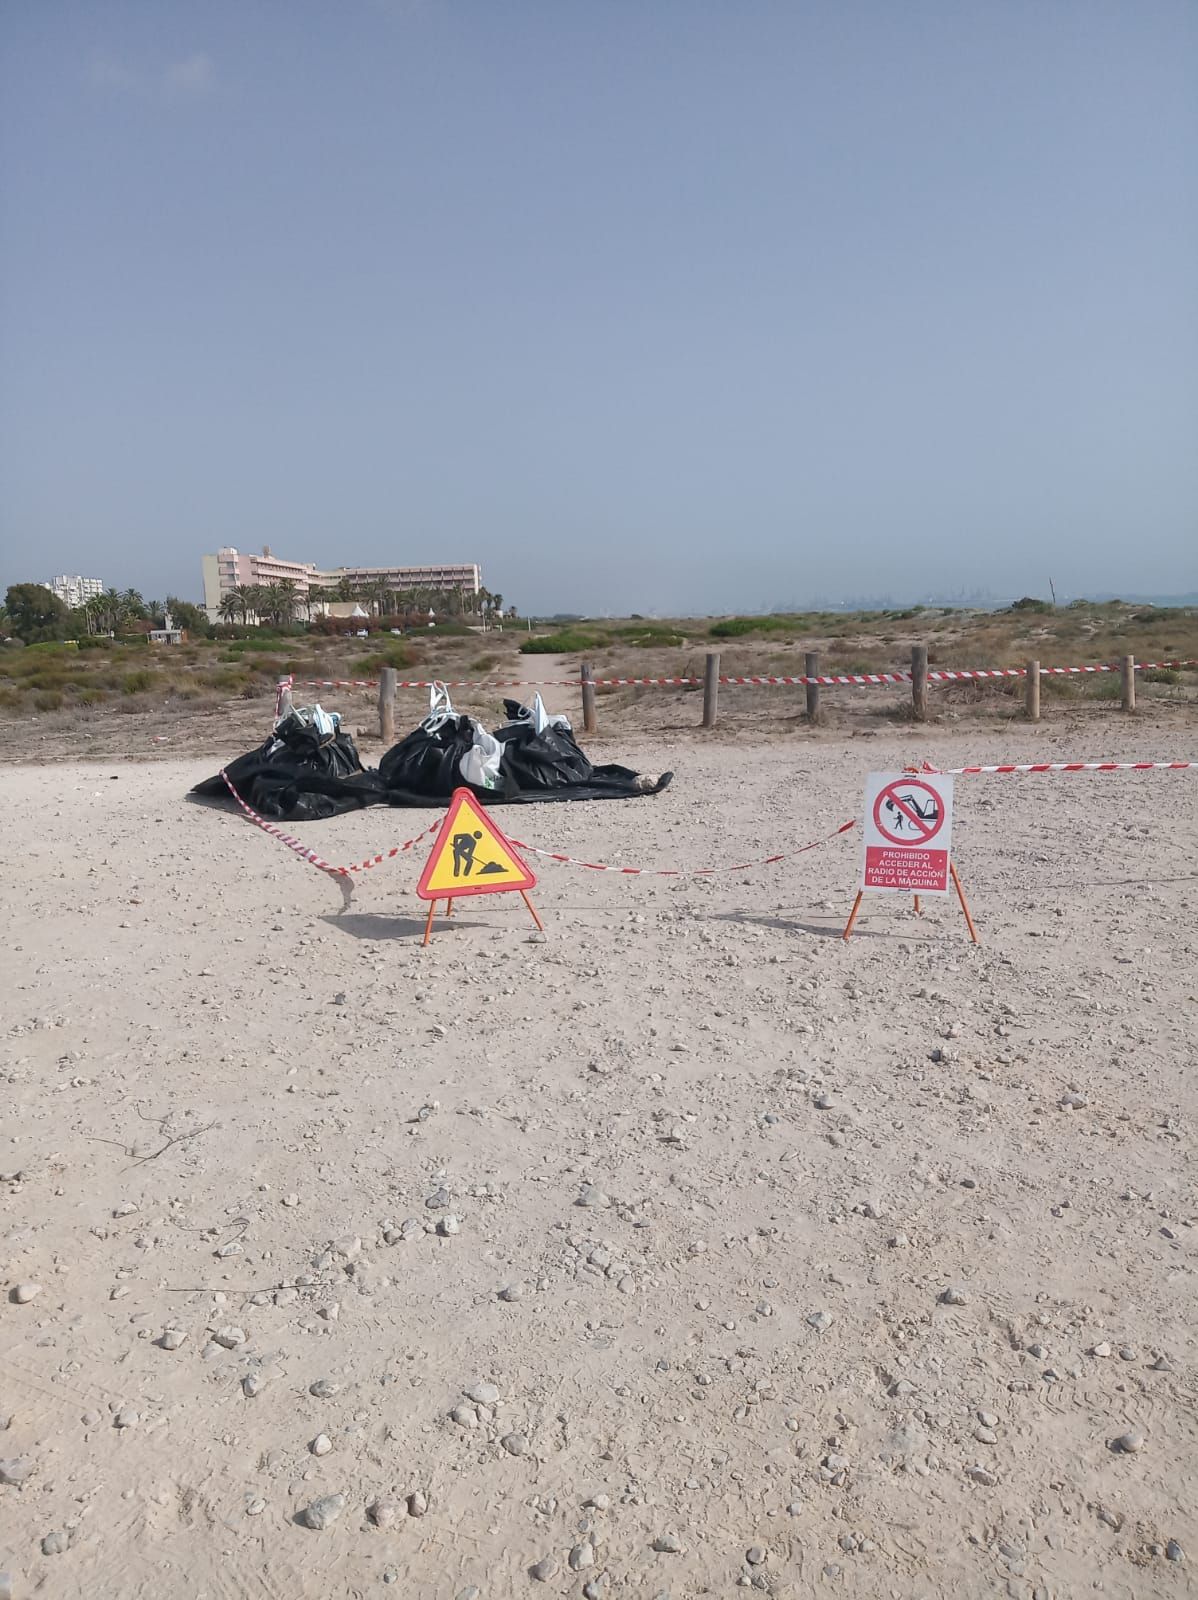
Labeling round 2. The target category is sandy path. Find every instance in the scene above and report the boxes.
[1,732,1196,1599]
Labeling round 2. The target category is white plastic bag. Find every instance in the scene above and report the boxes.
[460,722,503,790]
[423,681,456,733]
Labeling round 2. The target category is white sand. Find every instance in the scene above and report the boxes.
[1,733,1195,1598]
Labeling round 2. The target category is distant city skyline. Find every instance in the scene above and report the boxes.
[2,3,1194,614]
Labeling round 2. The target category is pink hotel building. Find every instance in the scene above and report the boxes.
[201,546,482,619]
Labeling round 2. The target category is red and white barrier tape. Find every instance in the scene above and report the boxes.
[219,769,440,877]
[282,659,1196,694]
[921,759,1195,776]
[508,818,857,877]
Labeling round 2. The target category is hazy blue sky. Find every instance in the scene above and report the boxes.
[1,1,1195,615]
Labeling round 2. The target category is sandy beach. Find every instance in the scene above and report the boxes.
[2,732,1195,1599]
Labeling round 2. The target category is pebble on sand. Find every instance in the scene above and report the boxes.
[0,1458,33,1486]
[301,1493,346,1530]
[530,1556,560,1581]
[367,1497,401,1529]
[41,1530,70,1556]
[10,1284,42,1305]
[1111,1431,1145,1453]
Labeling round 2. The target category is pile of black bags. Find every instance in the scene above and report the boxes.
[194,695,672,822]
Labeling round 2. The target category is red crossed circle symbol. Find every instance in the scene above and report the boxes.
[873,779,945,845]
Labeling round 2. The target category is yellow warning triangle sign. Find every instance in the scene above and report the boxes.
[417,788,537,900]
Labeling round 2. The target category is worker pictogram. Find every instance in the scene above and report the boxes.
[417,789,542,945]
[871,778,946,846]
[418,790,536,899]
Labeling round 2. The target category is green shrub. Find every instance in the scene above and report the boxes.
[76,635,114,651]
[1144,667,1180,685]
[520,630,601,654]
[33,690,64,711]
[709,615,797,638]
[122,669,156,695]
[350,642,420,675]
[76,687,109,707]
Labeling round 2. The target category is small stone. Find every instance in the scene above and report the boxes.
[940,1286,970,1306]
[310,1379,340,1399]
[584,1493,610,1510]
[569,1542,595,1570]
[806,1311,833,1332]
[974,1427,998,1445]
[653,1533,684,1553]
[0,1458,33,1486]
[746,1545,766,1565]
[813,1094,834,1110]
[577,1184,610,1208]
[1059,1092,1087,1110]
[407,1490,428,1517]
[114,1407,138,1429]
[450,1405,477,1428]
[966,1464,998,1486]
[213,1326,246,1349]
[159,1328,188,1351]
[977,1410,998,1427]
[1089,1342,1112,1358]
[500,1432,528,1456]
[425,1186,450,1210]
[242,1374,264,1398]
[617,1275,636,1295]
[1150,1353,1175,1372]
[301,1493,346,1529]
[11,1284,41,1305]
[499,1283,523,1302]
[41,1530,70,1556]
[438,1214,461,1236]
[1118,1346,1137,1362]
[282,1193,299,1207]
[457,1590,480,1600]
[1166,1540,1184,1563]
[214,1241,243,1259]
[1112,1430,1145,1453]
[465,1381,500,1405]
[246,1497,266,1516]
[368,1497,401,1528]
[530,1556,559,1581]
[310,1433,332,1456]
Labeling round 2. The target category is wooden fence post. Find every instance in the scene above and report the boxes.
[911,644,929,721]
[805,651,821,721]
[581,661,598,734]
[702,652,720,729]
[1121,654,1136,714]
[379,666,397,745]
[1026,659,1040,722]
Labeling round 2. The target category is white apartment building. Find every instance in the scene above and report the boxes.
[48,575,104,608]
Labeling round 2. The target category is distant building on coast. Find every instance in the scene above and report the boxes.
[200,546,482,620]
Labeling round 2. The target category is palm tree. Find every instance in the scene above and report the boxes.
[227,583,256,625]
[274,578,299,625]
[358,578,391,618]
[335,574,355,602]
[122,588,147,620]
[218,592,242,625]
